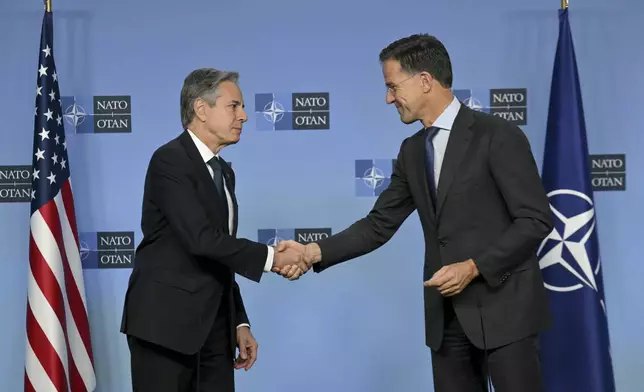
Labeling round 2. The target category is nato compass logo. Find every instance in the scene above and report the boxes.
[254,92,330,131]
[536,190,606,309]
[61,95,132,134]
[79,231,135,269]
[355,159,396,197]
[453,88,527,126]
[258,228,332,246]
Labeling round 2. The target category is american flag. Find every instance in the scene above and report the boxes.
[25,4,96,392]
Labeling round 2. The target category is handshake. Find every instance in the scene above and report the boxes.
[270,240,321,280]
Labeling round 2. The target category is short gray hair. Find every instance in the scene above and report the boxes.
[180,68,239,128]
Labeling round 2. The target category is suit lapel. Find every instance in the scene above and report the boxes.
[435,106,474,218]
[412,128,437,223]
[178,131,229,220]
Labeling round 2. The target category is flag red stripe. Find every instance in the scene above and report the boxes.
[26,304,68,392]
[39,201,94,368]
[29,232,66,333]
[68,353,87,392]
[37,200,93,391]
[60,184,94,364]
[29,223,72,391]
[61,182,79,248]
[24,371,36,392]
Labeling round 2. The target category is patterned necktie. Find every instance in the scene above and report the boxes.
[206,156,225,200]
[424,126,440,209]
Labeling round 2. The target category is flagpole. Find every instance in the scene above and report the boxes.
[561,0,568,9]
[46,0,51,12]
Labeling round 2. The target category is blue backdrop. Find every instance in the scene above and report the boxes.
[1,0,642,391]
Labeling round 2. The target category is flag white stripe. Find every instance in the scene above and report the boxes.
[30,210,72,388]
[26,338,59,392]
[31,210,66,297]
[64,309,96,391]
[54,191,96,390]
[27,265,69,377]
[55,189,89,311]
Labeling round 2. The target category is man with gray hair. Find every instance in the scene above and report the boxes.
[120,68,305,392]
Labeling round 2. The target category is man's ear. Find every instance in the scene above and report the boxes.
[419,71,434,93]
[193,98,208,122]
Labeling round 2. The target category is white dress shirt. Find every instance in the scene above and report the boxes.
[187,130,275,328]
[429,96,461,181]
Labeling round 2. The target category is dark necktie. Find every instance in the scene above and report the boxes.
[424,126,440,209]
[207,156,225,200]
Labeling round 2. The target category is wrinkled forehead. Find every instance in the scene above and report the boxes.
[216,81,244,103]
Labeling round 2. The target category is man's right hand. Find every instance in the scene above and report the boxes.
[272,241,321,280]
[272,245,307,280]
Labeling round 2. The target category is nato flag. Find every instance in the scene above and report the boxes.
[536,8,616,392]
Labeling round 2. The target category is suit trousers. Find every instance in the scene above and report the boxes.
[430,300,543,392]
[128,299,235,392]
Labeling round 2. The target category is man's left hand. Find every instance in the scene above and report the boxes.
[235,326,258,371]
[425,259,479,297]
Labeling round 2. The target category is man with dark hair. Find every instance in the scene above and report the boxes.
[278,34,554,392]
[120,68,306,392]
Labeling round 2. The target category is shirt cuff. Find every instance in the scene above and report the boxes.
[264,246,274,272]
[237,323,250,329]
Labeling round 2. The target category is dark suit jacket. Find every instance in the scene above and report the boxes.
[120,131,268,356]
[313,104,555,351]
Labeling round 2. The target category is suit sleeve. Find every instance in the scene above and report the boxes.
[313,138,416,272]
[232,280,250,327]
[149,149,267,282]
[473,123,555,288]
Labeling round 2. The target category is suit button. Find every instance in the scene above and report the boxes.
[438,240,447,247]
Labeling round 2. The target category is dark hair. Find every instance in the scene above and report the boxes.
[379,34,453,88]
[180,68,239,128]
